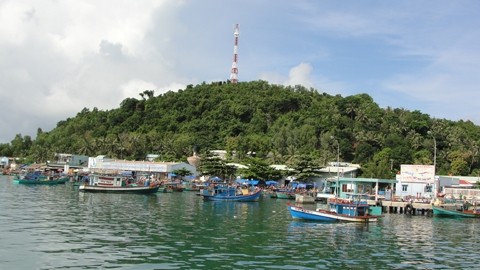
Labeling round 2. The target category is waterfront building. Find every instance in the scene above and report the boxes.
[332,177,397,201]
[87,155,197,179]
[395,164,435,201]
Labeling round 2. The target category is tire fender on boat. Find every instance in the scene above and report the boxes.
[405,204,413,214]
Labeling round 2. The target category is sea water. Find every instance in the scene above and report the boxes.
[0,175,478,269]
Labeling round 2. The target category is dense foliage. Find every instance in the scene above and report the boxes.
[2,80,480,178]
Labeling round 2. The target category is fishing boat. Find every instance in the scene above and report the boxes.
[432,205,480,218]
[79,174,159,194]
[14,176,70,185]
[13,171,70,185]
[201,185,262,202]
[288,194,381,223]
[183,181,203,191]
[275,191,296,200]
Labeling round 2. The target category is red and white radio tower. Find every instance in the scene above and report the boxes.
[229,24,239,84]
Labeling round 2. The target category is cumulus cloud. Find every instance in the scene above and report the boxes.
[259,63,313,87]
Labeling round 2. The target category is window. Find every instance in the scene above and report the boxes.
[425,185,432,192]
[402,185,408,192]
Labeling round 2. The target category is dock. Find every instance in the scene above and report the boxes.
[367,200,433,215]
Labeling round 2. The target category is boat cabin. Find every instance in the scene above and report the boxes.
[329,194,371,216]
[89,174,137,187]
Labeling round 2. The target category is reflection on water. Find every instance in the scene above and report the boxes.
[1,176,480,269]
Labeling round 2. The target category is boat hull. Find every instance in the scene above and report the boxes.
[288,206,379,223]
[432,205,480,218]
[276,192,295,200]
[203,190,262,202]
[79,185,160,194]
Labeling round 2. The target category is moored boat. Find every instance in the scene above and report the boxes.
[275,191,295,200]
[14,176,70,185]
[288,204,380,222]
[201,185,262,202]
[13,170,70,185]
[288,193,381,223]
[432,205,480,218]
[79,174,159,194]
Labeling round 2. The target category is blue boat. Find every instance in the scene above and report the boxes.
[288,194,381,223]
[201,185,262,201]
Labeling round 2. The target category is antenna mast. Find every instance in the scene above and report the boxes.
[229,24,239,84]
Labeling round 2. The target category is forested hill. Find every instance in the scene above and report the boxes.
[2,80,480,178]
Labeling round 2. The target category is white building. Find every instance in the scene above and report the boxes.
[88,155,197,177]
[395,164,435,200]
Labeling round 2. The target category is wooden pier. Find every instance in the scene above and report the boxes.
[367,200,433,215]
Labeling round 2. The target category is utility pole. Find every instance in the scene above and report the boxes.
[331,136,340,196]
[428,131,437,197]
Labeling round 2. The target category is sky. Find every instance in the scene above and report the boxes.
[1,0,480,143]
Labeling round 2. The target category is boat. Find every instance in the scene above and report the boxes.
[432,205,480,218]
[79,174,159,194]
[183,181,203,191]
[316,192,335,202]
[201,185,262,202]
[275,191,295,200]
[288,194,381,223]
[13,171,70,185]
[295,193,316,204]
[14,176,70,185]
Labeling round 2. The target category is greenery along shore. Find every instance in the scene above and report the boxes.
[1,80,480,179]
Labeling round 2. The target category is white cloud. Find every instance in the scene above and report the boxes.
[120,79,158,99]
[285,63,314,88]
[259,63,313,87]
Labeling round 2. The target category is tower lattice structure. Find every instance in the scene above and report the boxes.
[229,24,239,84]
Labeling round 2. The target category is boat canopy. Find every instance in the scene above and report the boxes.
[265,180,278,186]
[235,179,259,186]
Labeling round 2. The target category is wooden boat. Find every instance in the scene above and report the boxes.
[158,185,174,193]
[288,194,381,223]
[275,191,295,200]
[288,204,380,222]
[183,182,203,191]
[201,185,262,202]
[14,176,70,185]
[13,170,70,185]
[79,174,159,194]
[432,205,480,218]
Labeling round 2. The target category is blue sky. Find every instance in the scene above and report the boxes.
[1,0,479,143]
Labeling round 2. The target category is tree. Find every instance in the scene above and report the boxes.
[290,154,321,182]
[239,157,283,181]
[197,151,237,182]
[360,148,395,179]
[172,167,192,180]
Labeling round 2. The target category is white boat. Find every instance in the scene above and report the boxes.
[79,174,159,194]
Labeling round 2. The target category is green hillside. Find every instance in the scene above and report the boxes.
[2,80,480,178]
